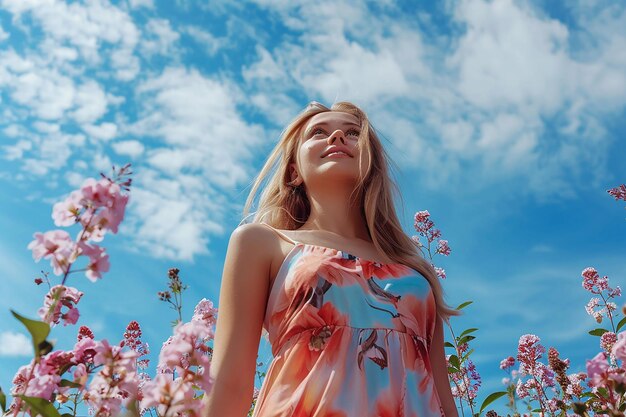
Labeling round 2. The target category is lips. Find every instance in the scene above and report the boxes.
[321,146,353,158]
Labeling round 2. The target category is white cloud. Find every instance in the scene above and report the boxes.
[0,24,9,42]
[112,140,145,158]
[242,0,626,201]
[129,0,154,8]
[0,331,31,357]
[121,67,265,260]
[83,122,118,141]
[183,26,224,56]
[71,80,109,124]
[1,0,140,73]
[141,18,180,57]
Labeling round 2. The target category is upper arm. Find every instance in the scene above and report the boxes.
[429,314,459,416]
[207,223,275,393]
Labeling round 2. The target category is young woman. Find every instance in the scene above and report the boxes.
[202,101,462,416]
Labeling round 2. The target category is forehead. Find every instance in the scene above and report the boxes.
[306,111,360,128]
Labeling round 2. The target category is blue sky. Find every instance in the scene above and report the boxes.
[0,0,625,414]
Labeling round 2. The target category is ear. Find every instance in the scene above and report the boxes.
[288,162,302,185]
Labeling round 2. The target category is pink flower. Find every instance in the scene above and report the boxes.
[566,372,586,397]
[38,285,84,326]
[192,298,218,325]
[582,267,609,294]
[611,332,626,363]
[79,178,129,235]
[601,332,618,354]
[11,362,61,401]
[436,239,451,256]
[434,266,446,280]
[52,190,84,227]
[27,230,77,275]
[607,184,626,201]
[73,337,98,364]
[586,351,610,387]
[140,373,198,416]
[85,339,140,416]
[77,241,110,281]
[73,363,88,389]
[39,350,74,375]
[517,334,545,377]
[500,356,516,370]
[609,286,622,298]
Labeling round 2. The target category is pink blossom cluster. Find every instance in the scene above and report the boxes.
[413,210,445,245]
[28,173,130,282]
[411,210,451,280]
[582,267,620,324]
[447,342,481,402]
[37,284,84,326]
[514,335,557,410]
[8,324,142,416]
[139,299,217,416]
[607,184,626,201]
[586,332,626,394]
[499,356,516,370]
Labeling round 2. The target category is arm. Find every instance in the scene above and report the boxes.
[430,314,460,417]
[201,223,275,417]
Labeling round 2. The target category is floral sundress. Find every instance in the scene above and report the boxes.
[251,222,445,417]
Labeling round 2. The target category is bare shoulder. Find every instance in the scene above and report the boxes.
[228,222,279,267]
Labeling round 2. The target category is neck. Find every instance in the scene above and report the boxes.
[299,182,369,241]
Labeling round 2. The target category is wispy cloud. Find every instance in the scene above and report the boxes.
[0,331,31,357]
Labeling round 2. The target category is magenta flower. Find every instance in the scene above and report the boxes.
[607,184,626,201]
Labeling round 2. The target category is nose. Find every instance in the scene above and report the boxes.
[328,129,346,144]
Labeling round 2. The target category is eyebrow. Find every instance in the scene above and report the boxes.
[304,121,361,137]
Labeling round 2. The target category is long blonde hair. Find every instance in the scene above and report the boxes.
[242,101,462,327]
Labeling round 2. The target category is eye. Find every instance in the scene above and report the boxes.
[346,129,360,137]
[311,127,326,137]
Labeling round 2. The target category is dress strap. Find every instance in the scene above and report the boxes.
[259,222,300,245]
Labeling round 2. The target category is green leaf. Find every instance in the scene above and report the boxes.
[19,396,62,417]
[459,328,478,338]
[588,328,609,337]
[597,386,609,399]
[617,316,626,333]
[456,301,473,310]
[458,335,476,345]
[0,386,6,413]
[59,379,82,389]
[478,391,508,413]
[11,310,51,358]
[444,341,455,349]
[449,354,460,369]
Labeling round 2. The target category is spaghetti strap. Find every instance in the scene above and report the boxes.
[259,222,300,245]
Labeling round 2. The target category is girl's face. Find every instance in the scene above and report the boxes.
[289,111,362,187]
